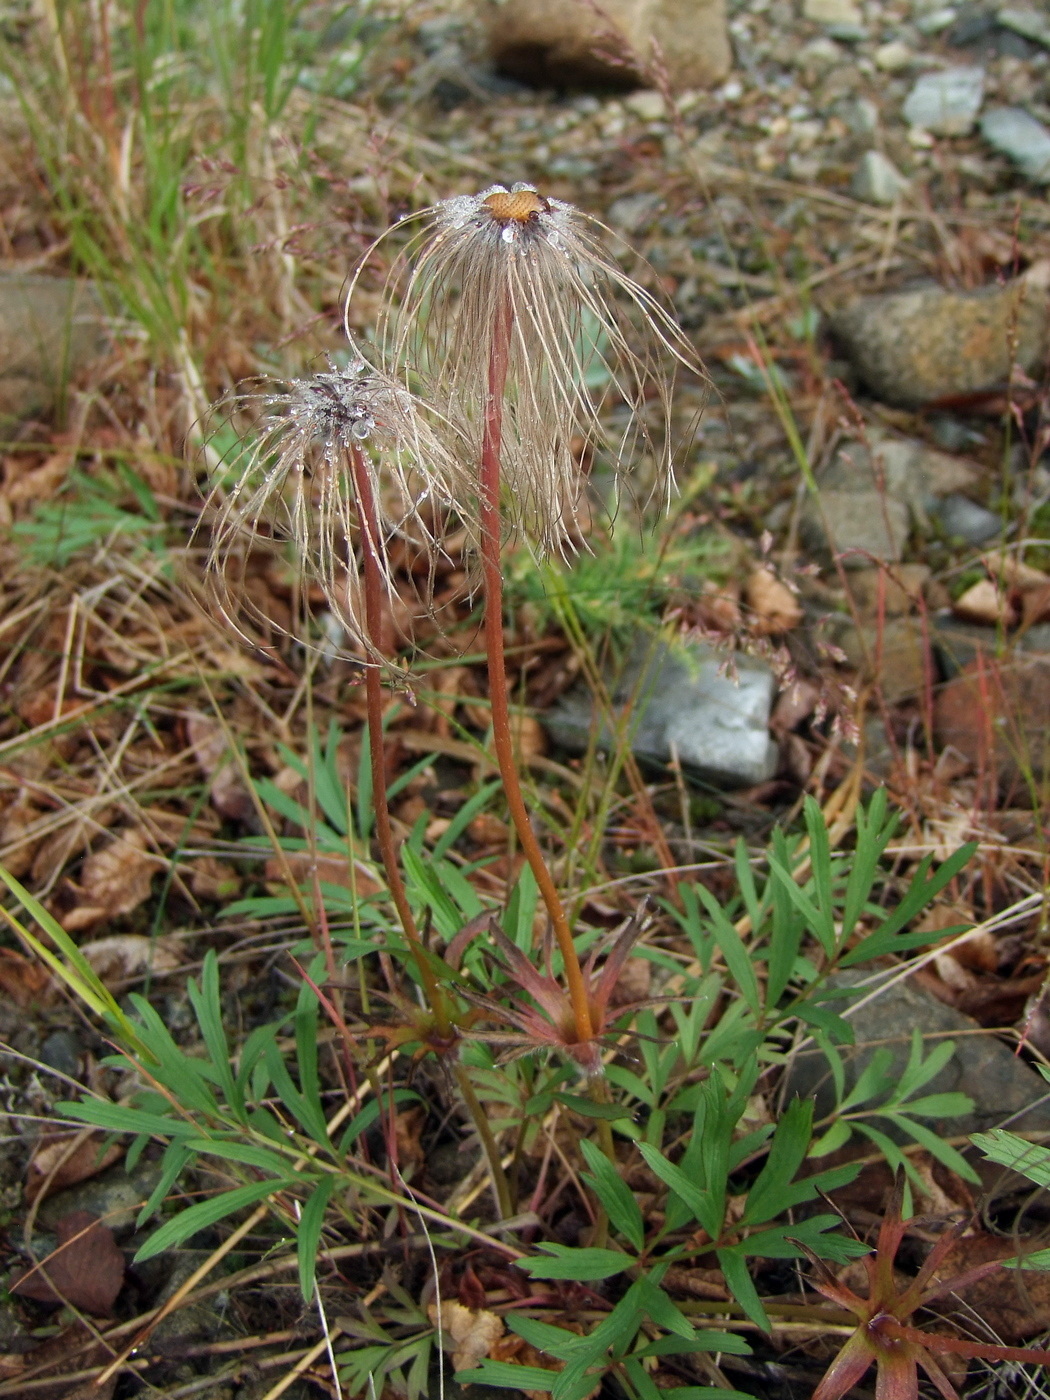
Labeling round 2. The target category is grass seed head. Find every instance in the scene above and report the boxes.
[200,357,461,657]
[373,182,705,558]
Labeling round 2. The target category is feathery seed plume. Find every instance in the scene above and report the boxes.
[368,182,704,556]
[200,357,461,656]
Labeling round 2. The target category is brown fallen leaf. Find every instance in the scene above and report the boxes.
[428,1300,505,1373]
[11,1210,125,1315]
[187,854,241,900]
[512,713,547,759]
[26,1129,124,1204]
[745,566,803,634]
[928,1231,1050,1342]
[78,933,182,985]
[63,829,159,932]
[0,946,53,1007]
[186,712,256,823]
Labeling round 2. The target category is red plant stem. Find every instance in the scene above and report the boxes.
[348,444,448,1032]
[877,1318,1050,1365]
[479,301,594,1043]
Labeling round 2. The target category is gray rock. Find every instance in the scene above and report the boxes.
[902,66,985,135]
[818,437,981,513]
[835,616,931,703]
[851,151,910,205]
[38,1030,81,1079]
[789,968,1050,1139]
[38,1158,163,1236]
[826,263,1050,406]
[801,489,910,566]
[1020,622,1050,654]
[914,6,959,36]
[934,492,1003,544]
[803,0,867,39]
[931,613,1005,674]
[981,106,1050,182]
[0,274,110,427]
[481,0,732,92]
[998,5,1050,48]
[543,638,778,787]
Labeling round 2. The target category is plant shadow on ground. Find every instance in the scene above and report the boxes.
[2,4,1050,1400]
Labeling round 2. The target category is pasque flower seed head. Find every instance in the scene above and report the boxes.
[200,357,461,656]
[366,182,705,556]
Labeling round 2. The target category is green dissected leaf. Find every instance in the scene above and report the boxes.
[838,843,976,966]
[126,995,221,1115]
[253,777,344,849]
[137,1140,193,1227]
[897,1092,973,1118]
[555,1093,635,1122]
[972,1129,1050,1189]
[630,1331,751,1359]
[134,1176,296,1261]
[187,950,237,1111]
[765,870,804,1009]
[509,1315,587,1358]
[802,795,837,956]
[298,1174,338,1300]
[893,1028,955,1102]
[839,788,893,941]
[768,848,837,962]
[635,1277,695,1340]
[579,1138,645,1253]
[1005,1247,1050,1270]
[716,1247,768,1332]
[58,1098,194,1140]
[693,881,761,1015]
[809,1119,852,1158]
[263,1037,329,1146]
[741,1214,852,1259]
[838,1047,895,1112]
[884,1113,979,1182]
[519,1243,631,1281]
[741,1098,812,1225]
[639,1141,720,1240]
[181,1137,294,1173]
[623,1356,753,1400]
[793,1001,854,1043]
[458,1360,559,1393]
[294,973,323,1137]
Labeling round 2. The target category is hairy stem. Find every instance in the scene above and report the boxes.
[349,444,446,1030]
[479,303,594,1043]
[351,446,513,1217]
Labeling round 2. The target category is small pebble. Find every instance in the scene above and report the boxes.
[875,39,915,71]
[998,5,1050,49]
[852,149,911,203]
[903,67,985,136]
[935,493,1004,544]
[980,106,1050,182]
[624,90,666,122]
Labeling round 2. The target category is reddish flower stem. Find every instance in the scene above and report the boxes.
[480,300,594,1044]
[350,444,512,1218]
[348,444,448,1034]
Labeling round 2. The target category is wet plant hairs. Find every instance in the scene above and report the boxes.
[197,354,465,660]
[348,182,707,559]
